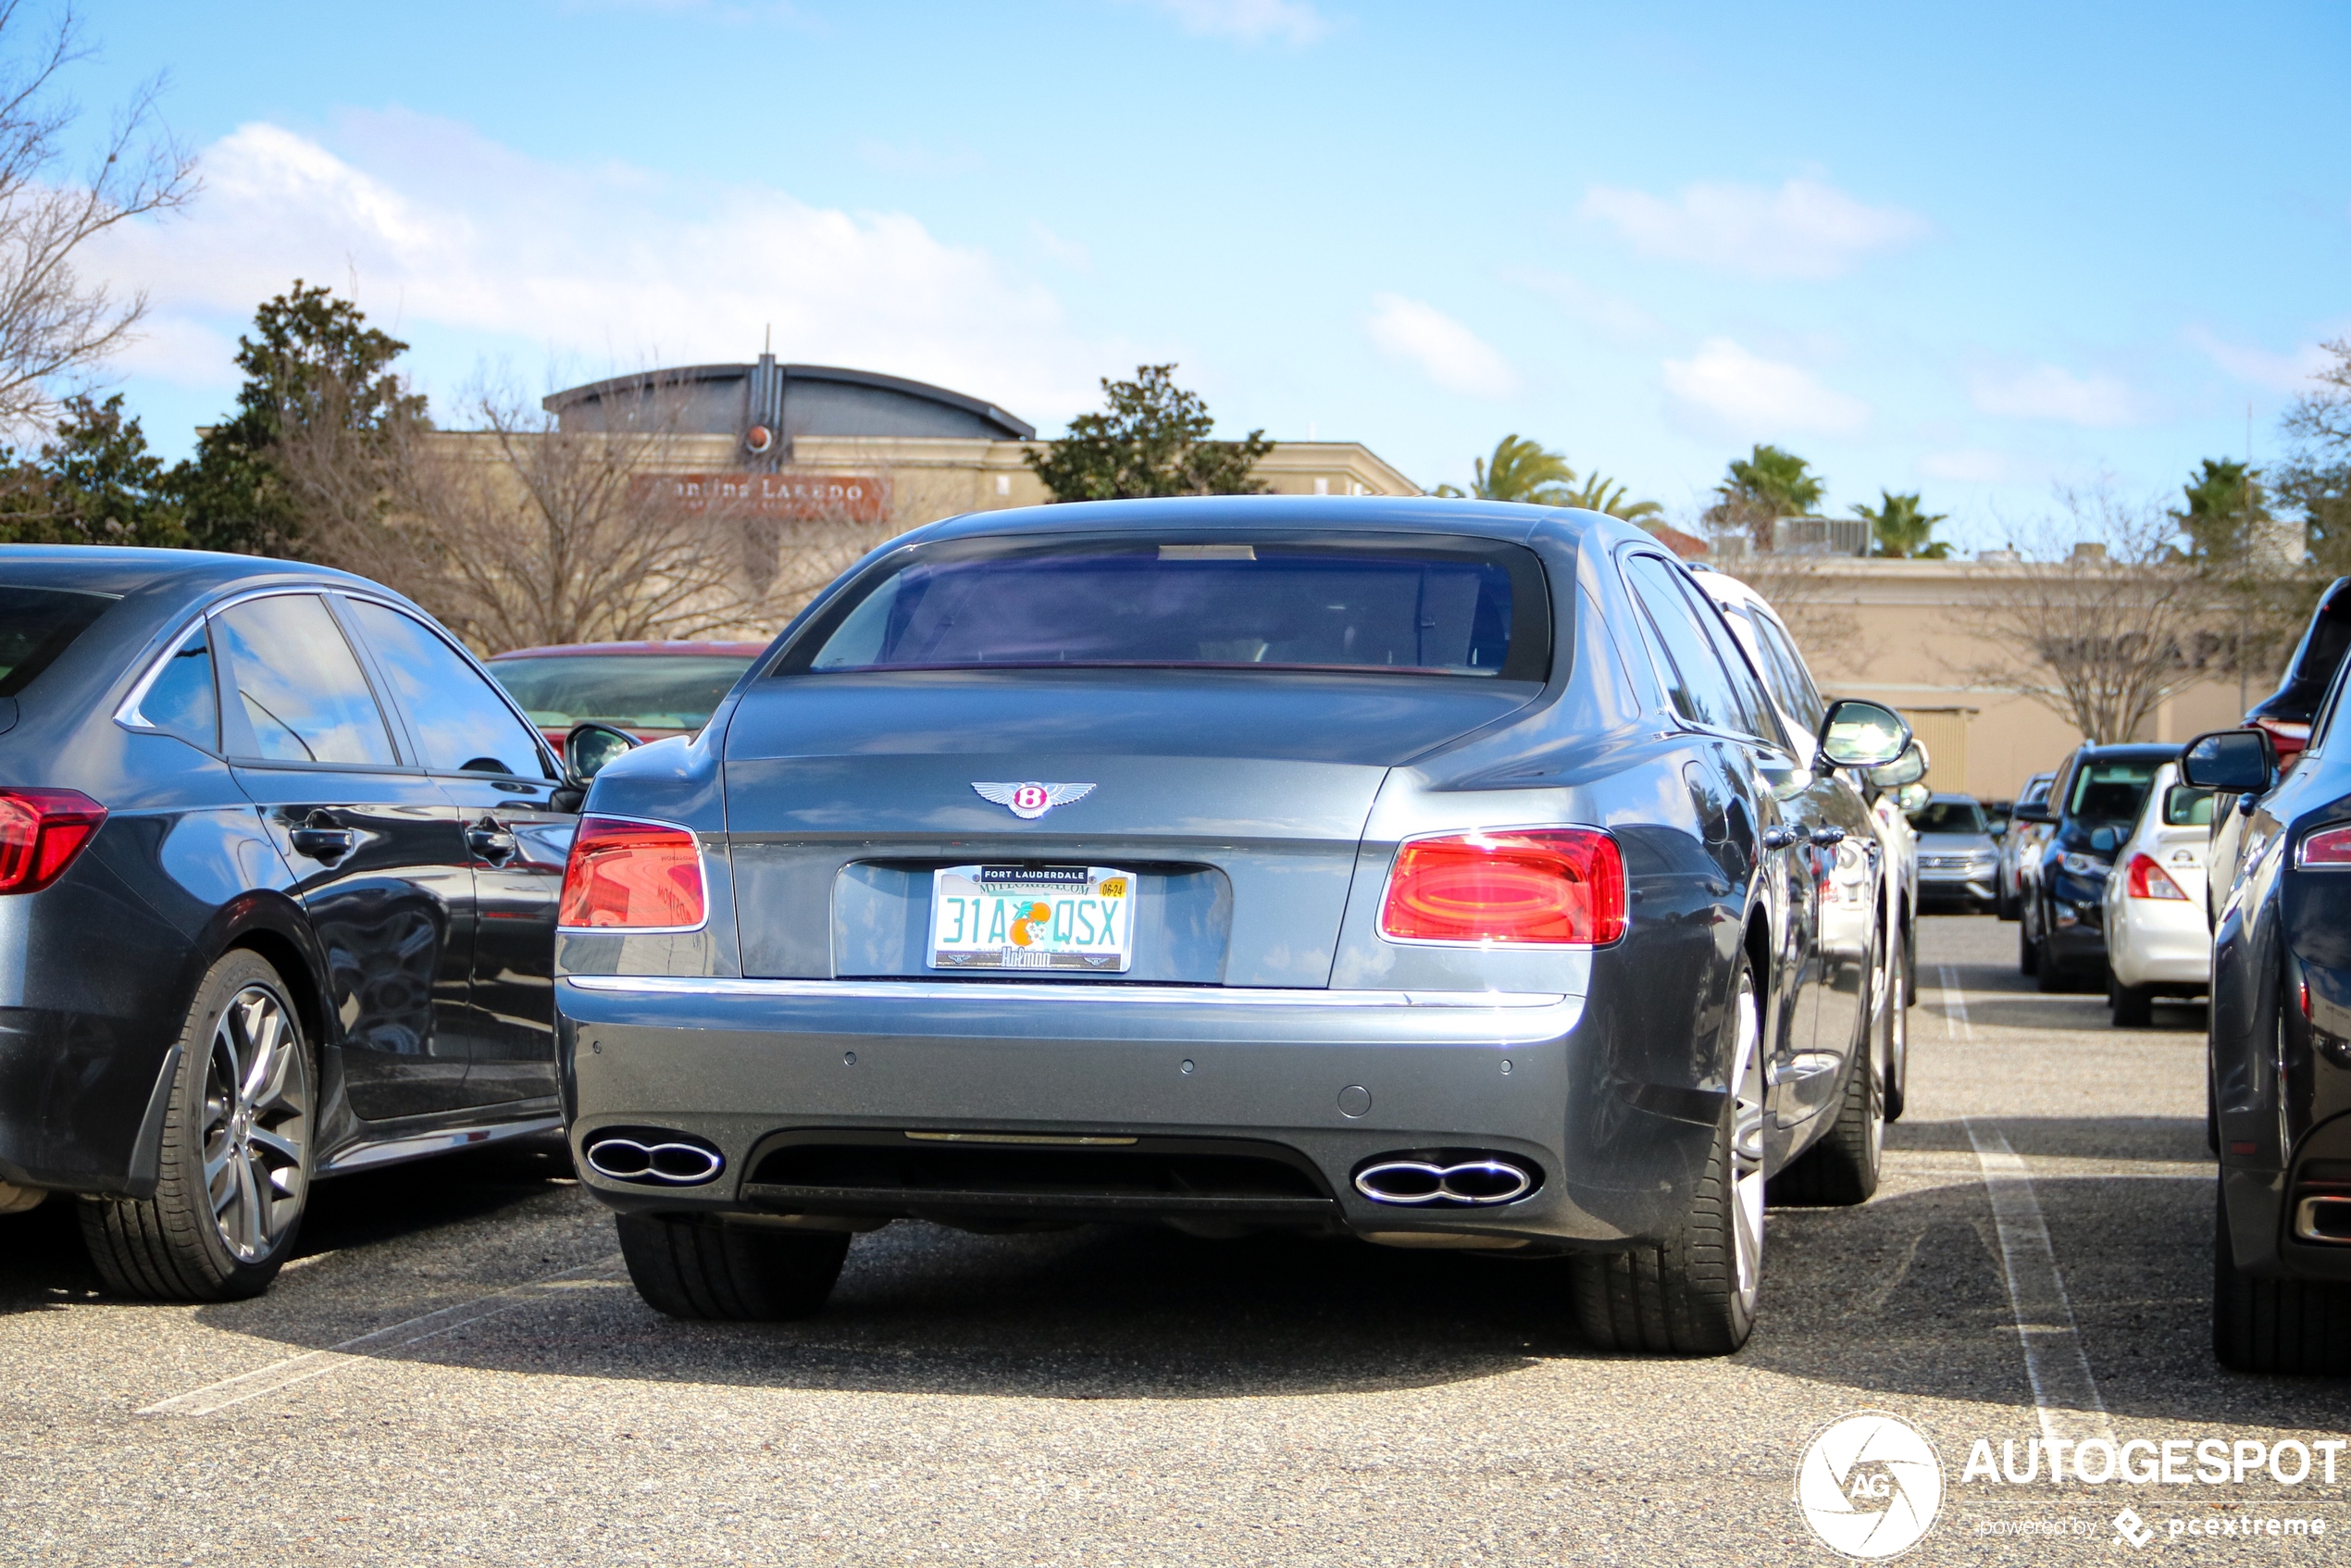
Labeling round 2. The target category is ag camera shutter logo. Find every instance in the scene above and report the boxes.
[1795,1412,1944,1559]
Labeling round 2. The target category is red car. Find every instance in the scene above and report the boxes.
[483,641,767,748]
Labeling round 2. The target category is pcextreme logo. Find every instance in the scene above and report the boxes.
[1795,1411,1945,1560]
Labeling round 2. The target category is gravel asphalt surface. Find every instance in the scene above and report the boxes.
[3,914,2345,1565]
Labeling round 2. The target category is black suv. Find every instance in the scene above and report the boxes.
[2013,742,2180,992]
[0,547,609,1300]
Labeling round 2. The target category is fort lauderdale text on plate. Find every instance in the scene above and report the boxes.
[1959,1435,2347,1487]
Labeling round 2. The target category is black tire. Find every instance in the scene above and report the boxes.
[1996,881,2018,921]
[80,951,315,1301]
[1769,931,1885,1207]
[2213,1185,2351,1374]
[2035,933,2068,992]
[2108,972,2154,1027]
[1901,914,1918,1008]
[1570,955,1764,1356]
[1883,924,1909,1124]
[2206,1060,2219,1155]
[618,1212,851,1321]
[2020,919,2039,977]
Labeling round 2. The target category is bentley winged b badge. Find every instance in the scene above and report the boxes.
[972,782,1096,821]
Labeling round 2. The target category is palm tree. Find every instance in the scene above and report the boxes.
[1562,473,1662,522]
[1720,443,1823,516]
[1434,434,1576,504]
[1852,490,1951,558]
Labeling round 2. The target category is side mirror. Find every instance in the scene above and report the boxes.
[2179,728,2276,794]
[1817,698,1912,768]
[1896,782,1931,815]
[564,721,641,786]
[1869,740,1929,790]
[2010,800,2054,824]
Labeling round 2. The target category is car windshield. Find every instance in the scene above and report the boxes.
[0,585,116,697]
[486,654,755,730]
[2065,759,2162,826]
[790,536,1545,679]
[1910,800,1986,834]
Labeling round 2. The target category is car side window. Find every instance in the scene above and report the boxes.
[346,601,553,779]
[136,624,218,751]
[211,594,398,766]
[1676,579,1780,745]
[1623,554,1743,734]
[1752,615,1828,733]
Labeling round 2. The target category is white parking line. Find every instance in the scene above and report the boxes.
[141,1256,625,1418]
[1939,964,1974,1041]
[1965,1119,2112,1448]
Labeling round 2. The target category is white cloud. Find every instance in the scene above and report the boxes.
[1969,363,2141,427]
[1029,221,1092,271]
[1919,448,2014,483]
[1507,267,1658,342]
[1152,0,1332,44]
[84,113,1106,422]
[1578,177,1927,281]
[1661,337,1868,437]
[2183,325,2333,392]
[1364,293,1519,397]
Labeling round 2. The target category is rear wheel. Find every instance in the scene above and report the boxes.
[1883,924,1910,1123]
[1770,933,1885,1206]
[81,951,314,1301]
[2035,931,2070,992]
[2108,971,2154,1027]
[1570,956,1765,1356]
[2020,917,2039,977]
[2213,1185,2351,1374]
[618,1213,851,1321]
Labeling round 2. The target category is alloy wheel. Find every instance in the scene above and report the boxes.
[1728,969,1767,1312]
[200,984,309,1263]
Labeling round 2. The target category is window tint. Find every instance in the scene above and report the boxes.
[212,594,397,766]
[1679,581,1776,742]
[793,536,1546,680]
[137,625,218,750]
[2063,758,2160,826]
[0,585,114,697]
[350,602,550,778]
[1751,614,1828,733]
[486,653,753,732]
[1624,554,1741,732]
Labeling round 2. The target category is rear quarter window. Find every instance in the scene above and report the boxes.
[0,585,116,697]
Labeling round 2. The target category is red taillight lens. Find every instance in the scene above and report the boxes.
[2123,852,2187,900]
[0,789,108,894]
[558,816,705,930]
[2298,825,2351,869]
[2255,716,2311,764]
[1380,828,1627,945]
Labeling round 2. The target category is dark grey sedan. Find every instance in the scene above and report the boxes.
[556,498,1911,1354]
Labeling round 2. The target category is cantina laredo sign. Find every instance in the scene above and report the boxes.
[634,471,889,522]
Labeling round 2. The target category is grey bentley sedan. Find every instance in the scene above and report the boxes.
[554,497,1910,1354]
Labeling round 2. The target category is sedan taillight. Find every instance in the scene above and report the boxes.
[0,789,108,894]
[2297,825,2351,869]
[558,816,706,930]
[2254,716,2311,765]
[2123,852,2186,900]
[1380,828,1627,945]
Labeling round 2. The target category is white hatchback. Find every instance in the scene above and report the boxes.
[2100,759,2216,1026]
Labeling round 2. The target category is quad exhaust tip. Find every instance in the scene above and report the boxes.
[2294,1192,2351,1245]
[584,1132,725,1186]
[1353,1153,1536,1207]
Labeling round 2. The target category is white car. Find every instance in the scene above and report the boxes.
[2100,759,2215,1026]
[1691,567,1918,1118]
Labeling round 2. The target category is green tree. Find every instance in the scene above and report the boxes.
[0,394,188,547]
[1852,490,1950,558]
[2173,457,2270,564]
[2279,338,2351,576]
[1561,472,1661,522]
[1025,364,1271,501]
[1432,434,1576,504]
[177,281,427,555]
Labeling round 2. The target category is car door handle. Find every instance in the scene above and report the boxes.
[1761,826,1803,851]
[1810,827,1847,847]
[466,819,519,865]
[289,825,356,861]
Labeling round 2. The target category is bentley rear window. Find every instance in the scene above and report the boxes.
[0,585,116,697]
[788,535,1549,681]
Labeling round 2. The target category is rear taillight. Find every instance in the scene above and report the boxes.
[558,816,706,930]
[2123,852,2186,900]
[2297,824,2351,869]
[0,789,107,894]
[1379,828,1627,945]
[2254,716,2311,765]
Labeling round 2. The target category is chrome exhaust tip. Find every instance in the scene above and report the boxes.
[1352,1152,1536,1207]
[2294,1192,2351,1244]
[584,1131,726,1186]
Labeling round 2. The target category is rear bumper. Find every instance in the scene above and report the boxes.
[555,976,1719,1250]
[2105,902,2212,989]
[1918,869,1996,907]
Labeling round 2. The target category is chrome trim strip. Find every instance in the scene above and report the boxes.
[317,1113,562,1175]
[561,975,1570,1009]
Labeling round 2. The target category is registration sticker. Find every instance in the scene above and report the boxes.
[928,865,1134,972]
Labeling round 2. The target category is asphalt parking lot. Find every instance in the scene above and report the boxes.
[2,915,2344,1566]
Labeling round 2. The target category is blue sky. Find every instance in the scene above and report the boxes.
[66,0,2351,550]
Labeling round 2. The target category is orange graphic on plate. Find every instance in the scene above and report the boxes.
[1008,901,1051,948]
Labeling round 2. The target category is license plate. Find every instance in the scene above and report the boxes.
[927,865,1134,973]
